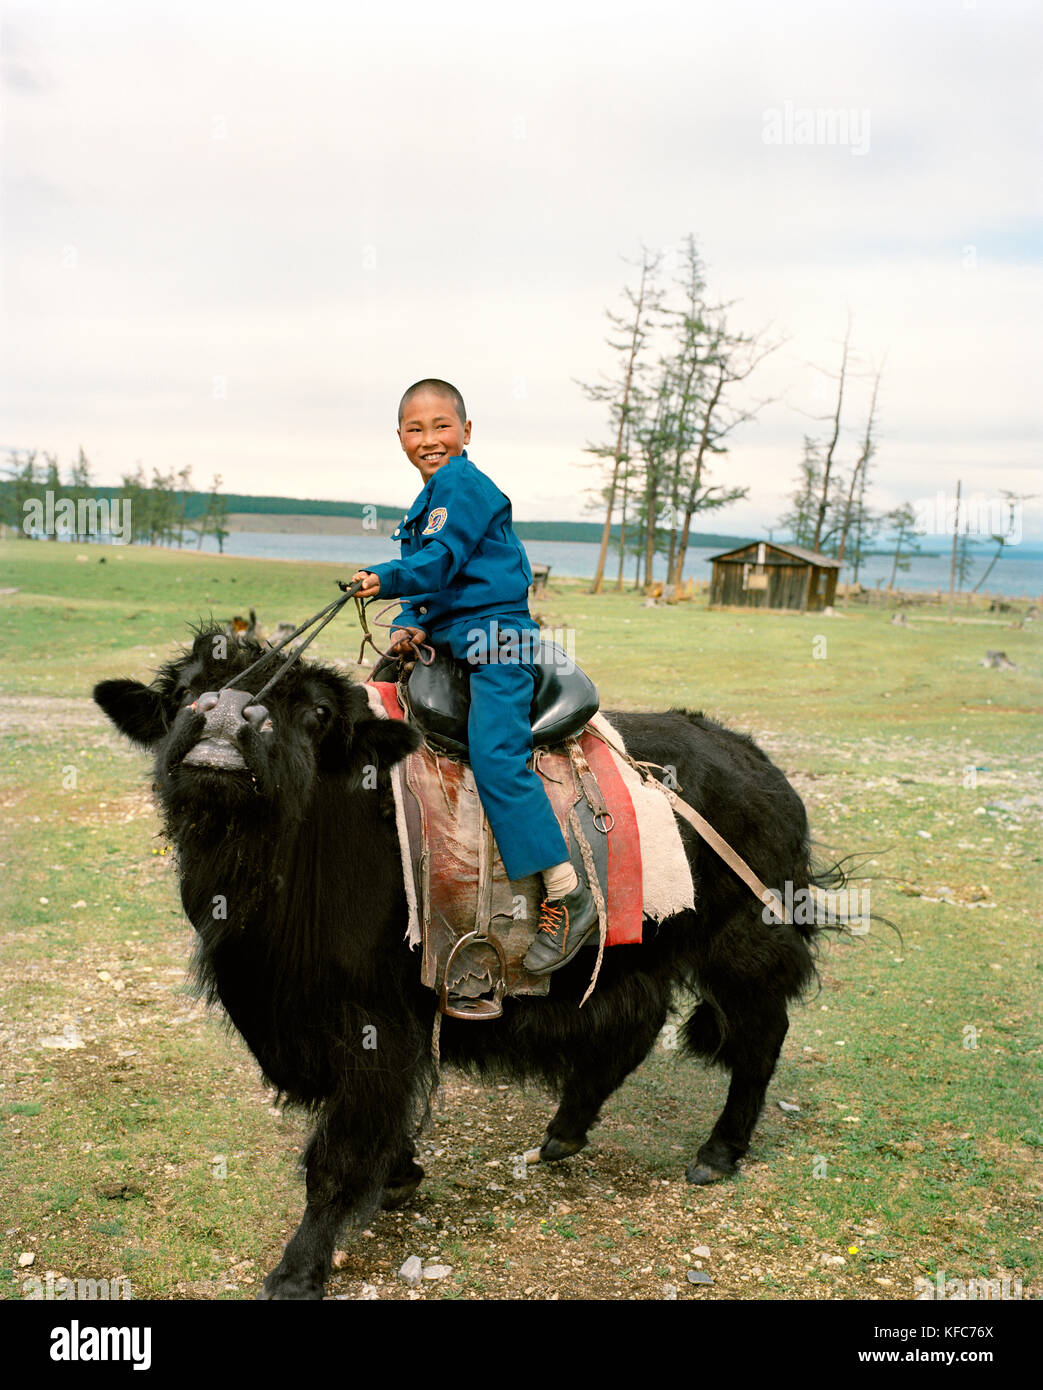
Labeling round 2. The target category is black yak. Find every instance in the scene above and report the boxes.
[94,628,835,1300]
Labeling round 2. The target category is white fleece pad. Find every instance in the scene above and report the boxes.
[587,712,696,923]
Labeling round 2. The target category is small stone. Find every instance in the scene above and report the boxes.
[72,900,86,909]
[40,1028,84,1050]
[818,1253,846,1267]
[662,1283,678,1300]
[422,1264,452,1280]
[359,1283,379,1300]
[691,1244,711,1258]
[686,1269,713,1285]
[332,1249,349,1270]
[399,1255,423,1285]
[778,1101,801,1113]
[523,1148,541,1164]
[18,1252,35,1268]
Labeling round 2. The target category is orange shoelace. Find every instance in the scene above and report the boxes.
[538,902,568,938]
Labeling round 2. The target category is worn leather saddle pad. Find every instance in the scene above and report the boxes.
[366,682,645,1004]
[379,642,600,757]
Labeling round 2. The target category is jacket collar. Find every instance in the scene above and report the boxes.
[401,452,468,527]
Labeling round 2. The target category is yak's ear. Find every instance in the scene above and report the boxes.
[354,717,421,769]
[94,679,169,748]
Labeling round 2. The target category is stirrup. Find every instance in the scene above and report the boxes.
[439,931,507,1021]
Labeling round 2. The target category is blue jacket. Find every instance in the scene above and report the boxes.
[368,451,533,639]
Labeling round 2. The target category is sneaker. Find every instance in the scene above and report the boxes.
[523,879,600,975]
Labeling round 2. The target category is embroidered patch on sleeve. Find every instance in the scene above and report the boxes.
[422,507,448,535]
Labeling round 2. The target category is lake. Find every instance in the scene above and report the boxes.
[194,532,1043,599]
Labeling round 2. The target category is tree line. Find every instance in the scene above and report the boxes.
[1,450,231,552]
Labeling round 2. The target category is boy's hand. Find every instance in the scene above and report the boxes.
[388,626,427,659]
[351,570,380,598]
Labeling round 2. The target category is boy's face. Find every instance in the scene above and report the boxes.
[397,388,471,482]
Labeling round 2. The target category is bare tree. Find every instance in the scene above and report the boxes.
[614,418,634,591]
[836,363,883,567]
[970,490,1037,593]
[667,312,777,592]
[2,450,39,535]
[885,503,922,589]
[810,315,853,553]
[175,465,193,548]
[778,437,821,547]
[578,248,663,594]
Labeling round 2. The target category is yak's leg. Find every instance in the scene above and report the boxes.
[540,1004,668,1162]
[261,1113,386,1300]
[381,1143,425,1210]
[261,1090,413,1300]
[682,988,790,1184]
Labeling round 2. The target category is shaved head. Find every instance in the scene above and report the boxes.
[398,378,467,426]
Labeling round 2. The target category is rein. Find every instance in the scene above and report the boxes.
[217,580,363,703]
[216,580,434,705]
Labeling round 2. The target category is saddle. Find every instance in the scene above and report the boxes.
[365,650,655,1021]
[375,640,600,756]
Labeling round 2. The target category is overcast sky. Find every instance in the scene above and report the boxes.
[2,0,1040,541]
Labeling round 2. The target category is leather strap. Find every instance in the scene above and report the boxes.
[565,737,612,829]
[658,786,790,925]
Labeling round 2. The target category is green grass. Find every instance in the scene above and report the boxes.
[0,538,1039,1300]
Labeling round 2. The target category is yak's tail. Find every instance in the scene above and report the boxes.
[800,846,901,949]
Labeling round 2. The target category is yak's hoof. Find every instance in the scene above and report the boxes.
[540,1135,586,1163]
[383,1173,425,1206]
[685,1161,735,1185]
[259,1271,325,1300]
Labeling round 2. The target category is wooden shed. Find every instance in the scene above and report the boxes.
[708,541,842,612]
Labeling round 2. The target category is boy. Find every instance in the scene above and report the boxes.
[351,378,597,975]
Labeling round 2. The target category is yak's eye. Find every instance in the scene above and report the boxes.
[314,704,332,724]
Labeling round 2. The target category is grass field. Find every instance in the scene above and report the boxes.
[1,538,1039,1302]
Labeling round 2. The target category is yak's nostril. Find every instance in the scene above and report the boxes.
[243,703,269,727]
[194,691,219,713]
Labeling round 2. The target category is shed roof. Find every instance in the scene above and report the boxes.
[708,540,843,568]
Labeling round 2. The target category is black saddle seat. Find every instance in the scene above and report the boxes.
[400,640,599,757]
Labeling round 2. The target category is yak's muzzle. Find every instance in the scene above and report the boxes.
[181,688,270,771]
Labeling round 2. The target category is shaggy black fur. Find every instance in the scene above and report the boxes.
[94,627,838,1300]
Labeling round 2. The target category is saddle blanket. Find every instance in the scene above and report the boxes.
[363,682,695,997]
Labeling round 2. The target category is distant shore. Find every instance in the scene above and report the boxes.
[223,512,397,536]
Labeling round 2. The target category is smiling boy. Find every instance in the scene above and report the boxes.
[351,378,597,975]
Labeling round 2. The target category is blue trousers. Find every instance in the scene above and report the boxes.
[437,616,570,883]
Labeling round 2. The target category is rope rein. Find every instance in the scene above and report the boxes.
[214,580,433,705]
[216,581,362,702]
